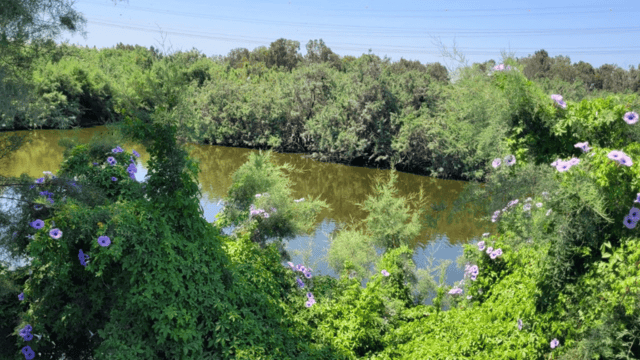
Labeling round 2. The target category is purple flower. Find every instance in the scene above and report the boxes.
[492,249,503,258]
[550,159,561,167]
[551,94,563,103]
[305,300,315,308]
[22,345,35,360]
[635,193,640,203]
[35,177,45,184]
[262,212,270,219]
[623,215,637,229]
[107,156,117,165]
[381,270,390,276]
[523,204,532,211]
[49,228,62,239]
[97,235,111,247]
[132,149,140,157]
[618,155,633,167]
[127,163,137,173]
[486,246,494,255]
[556,161,571,172]
[492,158,501,168]
[448,287,463,295]
[607,150,623,161]
[504,155,516,166]
[536,202,543,208]
[470,274,477,281]
[307,292,314,299]
[629,207,640,222]
[550,338,560,349]
[493,64,505,71]
[270,207,277,213]
[490,251,498,259]
[469,265,479,276]
[568,158,580,166]
[287,261,295,269]
[78,249,89,267]
[34,204,43,210]
[296,278,305,288]
[518,319,523,330]
[112,146,124,153]
[575,141,591,152]
[303,271,312,279]
[18,292,24,301]
[93,162,99,166]
[111,177,117,181]
[30,219,44,229]
[623,111,639,125]
[477,241,486,251]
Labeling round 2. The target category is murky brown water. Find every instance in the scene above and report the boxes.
[1,126,495,283]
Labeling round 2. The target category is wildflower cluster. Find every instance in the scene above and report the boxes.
[607,150,634,167]
[17,146,135,358]
[623,196,640,229]
[286,262,316,307]
[477,240,503,260]
[491,154,516,169]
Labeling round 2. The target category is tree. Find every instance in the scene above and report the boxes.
[304,39,341,70]
[0,0,126,153]
[266,38,302,72]
[521,49,553,80]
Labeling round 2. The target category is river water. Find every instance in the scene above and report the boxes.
[0,126,496,287]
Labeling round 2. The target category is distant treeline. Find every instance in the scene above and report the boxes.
[2,38,639,182]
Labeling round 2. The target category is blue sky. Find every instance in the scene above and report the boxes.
[63,0,639,74]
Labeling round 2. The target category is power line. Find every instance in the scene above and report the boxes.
[86,19,640,56]
[80,1,640,33]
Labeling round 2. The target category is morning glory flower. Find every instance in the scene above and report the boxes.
[470,265,479,276]
[30,219,44,230]
[263,212,270,219]
[448,287,463,295]
[18,292,24,301]
[623,215,637,229]
[303,271,312,279]
[97,235,111,247]
[518,319,523,331]
[550,338,560,349]
[477,241,486,251]
[22,345,35,360]
[307,292,314,299]
[132,150,140,157]
[49,228,62,239]
[607,150,623,161]
[287,261,295,269]
[623,111,639,125]
[296,278,305,288]
[536,202,543,208]
[34,204,43,210]
[486,246,494,255]
[504,155,516,166]
[523,204,532,211]
[492,158,501,168]
[551,94,563,102]
[492,248,503,258]
[629,207,640,222]
[381,270,390,276]
[618,155,633,167]
[556,161,571,172]
[568,158,580,166]
[574,141,591,152]
[78,249,89,267]
[107,157,117,165]
[470,274,477,281]
[111,177,117,181]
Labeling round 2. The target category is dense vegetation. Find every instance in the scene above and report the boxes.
[0,39,639,359]
[2,40,640,181]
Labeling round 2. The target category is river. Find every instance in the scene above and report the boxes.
[0,125,496,288]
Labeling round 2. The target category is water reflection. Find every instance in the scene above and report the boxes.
[0,126,495,287]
